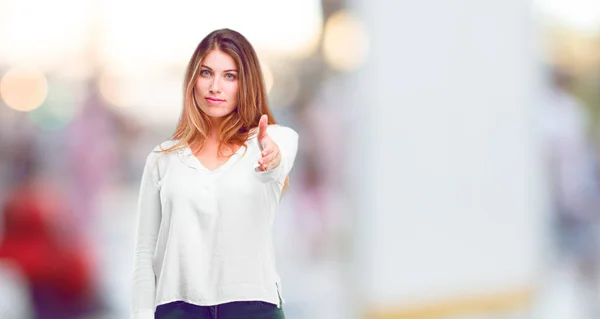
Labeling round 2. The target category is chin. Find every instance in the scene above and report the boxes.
[200,107,234,119]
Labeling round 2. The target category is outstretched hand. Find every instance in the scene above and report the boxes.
[257,114,281,171]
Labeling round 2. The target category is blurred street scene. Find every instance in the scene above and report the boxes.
[0,0,600,318]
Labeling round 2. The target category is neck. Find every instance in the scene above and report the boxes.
[207,117,223,141]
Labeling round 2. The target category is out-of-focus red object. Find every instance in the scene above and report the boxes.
[0,179,96,318]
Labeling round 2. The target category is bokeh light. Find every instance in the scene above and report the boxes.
[29,82,77,131]
[0,68,48,112]
[97,70,125,108]
[322,10,370,72]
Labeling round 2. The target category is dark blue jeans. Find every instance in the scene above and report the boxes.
[154,300,285,319]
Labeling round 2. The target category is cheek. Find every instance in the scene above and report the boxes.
[195,78,206,91]
[228,83,240,101]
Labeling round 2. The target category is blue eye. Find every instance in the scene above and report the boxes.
[225,73,236,80]
[201,70,210,76]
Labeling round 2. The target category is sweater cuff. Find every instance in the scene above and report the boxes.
[254,157,286,183]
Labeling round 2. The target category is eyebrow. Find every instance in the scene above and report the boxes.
[201,65,238,73]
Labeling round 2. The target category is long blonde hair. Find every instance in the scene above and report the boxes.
[162,28,289,191]
[163,28,276,154]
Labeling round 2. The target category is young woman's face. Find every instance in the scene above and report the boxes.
[194,49,239,120]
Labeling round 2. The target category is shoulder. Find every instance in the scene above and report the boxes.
[267,125,298,139]
[154,139,182,152]
[146,139,183,162]
[260,126,299,145]
[248,125,299,144]
[248,125,298,139]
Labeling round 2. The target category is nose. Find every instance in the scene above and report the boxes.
[209,77,220,94]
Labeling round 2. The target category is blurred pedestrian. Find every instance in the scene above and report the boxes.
[0,177,97,319]
[541,68,600,317]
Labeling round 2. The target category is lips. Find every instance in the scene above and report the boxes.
[205,97,225,103]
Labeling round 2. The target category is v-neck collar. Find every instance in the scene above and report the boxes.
[178,144,245,173]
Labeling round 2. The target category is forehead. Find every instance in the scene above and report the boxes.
[201,49,237,70]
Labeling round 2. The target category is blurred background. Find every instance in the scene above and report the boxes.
[0,0,600,318]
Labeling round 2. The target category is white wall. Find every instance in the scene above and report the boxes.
[346,0,550,312]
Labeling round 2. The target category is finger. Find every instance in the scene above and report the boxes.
[258,152,273,165]
[259,151,280,169]
[260,151,278,166]
[259,136,275,153]
[261,147,274,158]
[258,114,268,142]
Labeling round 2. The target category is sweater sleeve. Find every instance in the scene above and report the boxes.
[131,151,162,319]
[255,125,299,184]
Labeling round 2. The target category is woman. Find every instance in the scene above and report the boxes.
[130,29,299,319]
